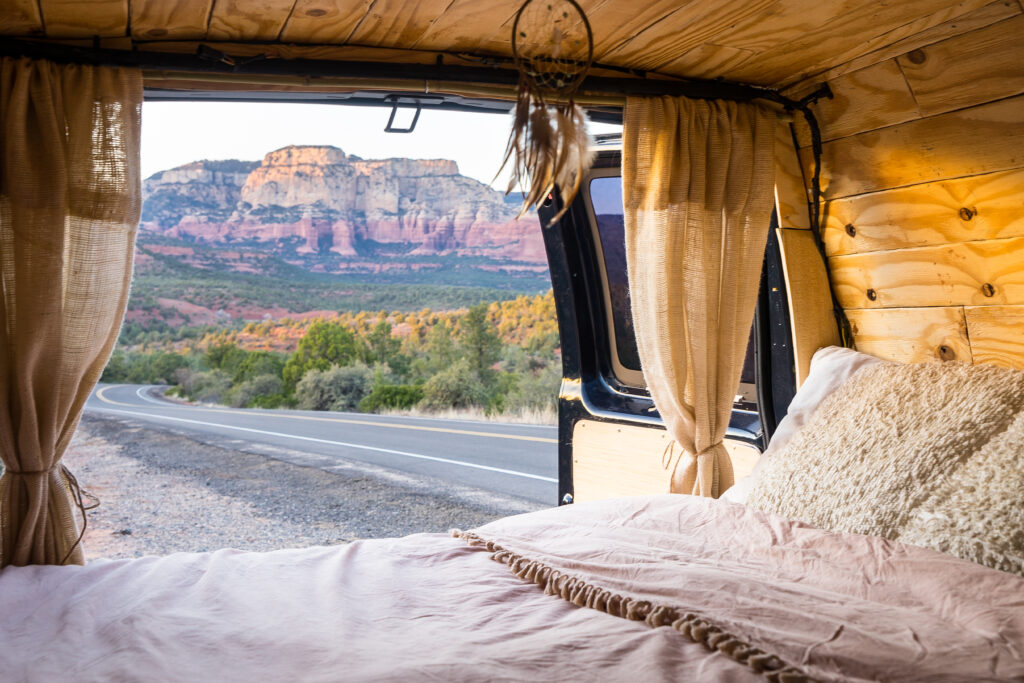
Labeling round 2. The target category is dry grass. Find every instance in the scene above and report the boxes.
[380,405,557,426]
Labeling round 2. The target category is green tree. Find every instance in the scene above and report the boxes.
[295,363,376,411]
[283,321,365,388]
[233,350,286,384]
[458,303,501,383]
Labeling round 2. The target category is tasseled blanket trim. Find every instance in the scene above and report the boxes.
[453,529,812,683]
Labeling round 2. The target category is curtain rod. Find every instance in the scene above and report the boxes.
[0,38,796,107]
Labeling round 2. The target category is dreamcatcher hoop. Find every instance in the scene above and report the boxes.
[498,0,596,222]
[511,0,594,101]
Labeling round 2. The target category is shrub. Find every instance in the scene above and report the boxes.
[359,384,424,413]
[418,359,488,411]
[295,363,375,411]
[228,374,285,408]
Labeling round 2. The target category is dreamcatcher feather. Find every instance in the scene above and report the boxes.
[497,0,595,223]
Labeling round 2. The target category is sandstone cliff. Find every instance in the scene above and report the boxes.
[141,145,544,264]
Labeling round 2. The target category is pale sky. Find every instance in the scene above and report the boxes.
[141,101,621,190]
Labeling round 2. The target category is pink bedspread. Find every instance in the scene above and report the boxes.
[1,495,1021,681]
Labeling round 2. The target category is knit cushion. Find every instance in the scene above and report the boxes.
[745,361,1024,576]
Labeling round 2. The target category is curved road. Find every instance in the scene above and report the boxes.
[86,385,558,505]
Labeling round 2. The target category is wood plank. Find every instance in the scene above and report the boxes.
[898,15,1024,116]
[830,236,1024,309]
[655,44,757,81]
[774,117,810,230]
[722,0,997,86]
[802,95,1024,199]
[0,0,44,35]
[965,304,1024,368]
[846,307,972,363]
[571,420,759,502]
[345,0,453,49]
[792,60,920,147]
[778,228,841,386]
[131,0,213,40]
[408,0,520,55]
[207,0,297,41]
[39,0,127,38]
[783,1,1021,91]
[279,0,371,44]
[823,167,1024,256]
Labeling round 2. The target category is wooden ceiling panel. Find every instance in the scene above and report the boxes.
[279,0,371,44]
[408,0,520,55]
[598,0,777,74]
[724,0,998,86]
[131,0,214,41]
[39,0,127,38]
[0,0,44,36]
[345,0,453,48]
[206,0,297,41]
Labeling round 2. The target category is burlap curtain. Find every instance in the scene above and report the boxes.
[0,57,141,566]
[623,96,775,498]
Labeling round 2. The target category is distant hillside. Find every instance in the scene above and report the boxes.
[141,145,546,266]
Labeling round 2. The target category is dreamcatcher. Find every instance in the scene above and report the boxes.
[497,0,595,222]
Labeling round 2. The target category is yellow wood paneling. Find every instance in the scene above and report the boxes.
[898,15,1024,117]
[777,228,840,386]
[725,0,997,86]
[39,0,127,38]
[206,0,296,41]
[823,167,1024,256]
[846,307,972,363]
[279,0,371,44]
[792,60,920,147]
[965,305,1024,368]
[345,0,453,49]
[805,94,1024,199]
[0,0,44,35]
[774,118,810,230]
[830,237,1024,309]
[409,0,519,55]
[784,1,1021,88]
[131,0,213,40]
[571,420,759,502]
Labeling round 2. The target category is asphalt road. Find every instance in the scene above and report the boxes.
[86,384,559,505]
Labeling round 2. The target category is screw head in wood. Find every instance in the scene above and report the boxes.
[958,207,975,221]
[844,223,856,237]
[866,288,877,301]
[982,283,996,297]
[306,8,328,16]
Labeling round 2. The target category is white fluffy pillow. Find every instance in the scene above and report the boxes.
[721,346,882,504]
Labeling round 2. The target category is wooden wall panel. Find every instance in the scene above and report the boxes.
[206,0,296,41]
[846,307,972,363]
[823,168,1024,256]
[39,0,128,38]
[774,118,810,230]
[964,305,1024,368]
[131,0,213,40]
[792,60,919,147]
[0,0,44,35]
[830,237,1024,309]
[897,15,1024,117]
[804,95,1024,199]
[778,228,840,385]
[571,421,760,502]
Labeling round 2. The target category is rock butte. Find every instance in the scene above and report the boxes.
[141,145,545,263]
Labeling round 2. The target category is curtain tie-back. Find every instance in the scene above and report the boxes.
[2,465,61,475]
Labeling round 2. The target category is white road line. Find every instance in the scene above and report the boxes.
[97,407,558,483]
[136,386,169,406]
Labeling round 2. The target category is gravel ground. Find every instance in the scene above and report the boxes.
[63,413,545,561]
